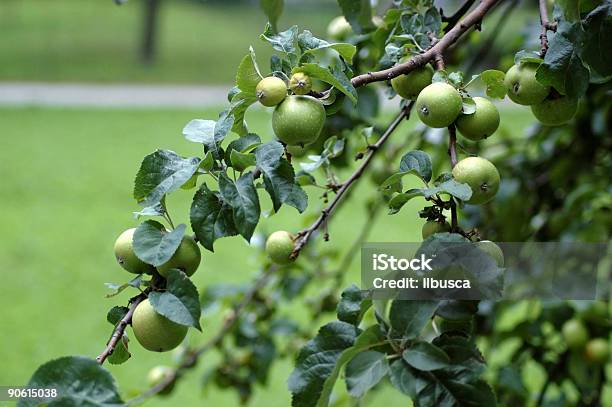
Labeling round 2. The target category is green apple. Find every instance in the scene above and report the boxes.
[256,76,287,107]
[475,240,504,267]
[504,63,550,105]
[132,299,188,352]
[531,95,578,126]
[416,82,463,128]
[157,235,201,277]
[452,157,500,204]
[422,220,451,239]
[265,231,295,265]
[272,95,326,146]
[147,366,175,396]
[562,319,589,349]
[327,16,352,41]
[289,73,313,96]
[585,338,609,364]
[456,97,500,141]
[391,63,434,100]
[114,228,155,275]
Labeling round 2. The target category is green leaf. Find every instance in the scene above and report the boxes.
[337,284,372,326]
[230,150,257,172]
[104,274,143,298]
[261,23,299,64]
[236,47,263,96]
[536,21,590,97]
[581,3,612,77]
[107,333,131,365]
[149,269,202,330]
[19,356,123,407]
[389,300,438,339]
[448,71,464,87]
[225,133,262,161]
[200,151,214,171]
[403,341,450,371]
[462,97,476,114]
[133,221,186,267]
[133,150,201,206]
[514,50,543,65]
[345,351,389,397]
[229,92,258,136]
[259,0,284,32]
[190,183,238,251]
[255,141,307,212]
[388,189,424,215]
[218,172,261,241]
[106,306,129,325]
[422,179,472,201]
[133,203,164,219]
[294,63,358,103]
[298,30,357,62]
[399,150,432,182]
[389,359,417,398]
[480,69,507,99]
[288,323,383,407]
[337,0,375,34]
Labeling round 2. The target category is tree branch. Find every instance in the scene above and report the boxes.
[291,102,414,259]
[538,0,557,57]
[441,0,477,32]
[97,293,146,364]
[351,0,501,88]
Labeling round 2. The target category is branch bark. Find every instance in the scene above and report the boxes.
[448,124,459,231]
[538,0,557,57]
[96,293,146,364]
[351,0,501,88]
[441,0,477,32]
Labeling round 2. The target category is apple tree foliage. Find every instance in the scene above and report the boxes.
[21,0,610,406]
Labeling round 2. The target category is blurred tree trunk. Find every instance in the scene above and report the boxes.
[141,0,160,64]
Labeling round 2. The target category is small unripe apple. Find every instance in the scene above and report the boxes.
[531,95,578,126]
[504,63,549,105]
[416,82,463,128]
[132,299,188,352]
[114,228,155,275]
[256,76,287,107]
[561,319,589,349]
[474,240,504,267]
[265,231,295,265]
[289,73,313,96]
[157,235,201,277]
[585,338,610,364]
[147,366,175,395]
[422,220,451,239]
[272,95,326,146]
[391,63,434,100]
[452,157,500,205]
[456,97,500,141]
[327,16,352,41]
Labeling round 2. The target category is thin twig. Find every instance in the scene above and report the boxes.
[291,103,414,259]
[351,0,501,88]
[441,0,477,32]
[448,124,459,231]
[538,0,557,57]
[96,293,146,364]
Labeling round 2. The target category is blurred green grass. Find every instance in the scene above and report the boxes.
[0,0,337,84]
[0,104,535,405]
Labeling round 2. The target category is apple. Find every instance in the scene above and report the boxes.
[114,228,155,275]
[504,63,550,105]
[272,95,326,146]
[562,319,589,349]
[456,97,500,141]
[327,16,352,41]
[422,220,451,239]
[256,76,287,107]
[416,82,463,128]
[452,157,500,205]
[391,63,434,100]
[157,235,201,277]
[132,299,188,352]
[147,366,175,395]
[475,240,504,267]
[531,95,578,126]
[265,231,295,265]
[289,73,313,95]
[585,338,610,364]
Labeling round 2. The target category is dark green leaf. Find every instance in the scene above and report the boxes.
[581,3,612,77]
[261,24,299,64]
[149,269,201,330]
[259,0,284,32]
[338,0,375,34]
[190,183,238,251]
[389,300,438,339]
[480,70,507,99]
[294,63,358,103]
[448,71,464,87]
[106,306,129,325]
[345,351,389,397]
[337,284,372,326]
[514,50,543,65]
[536,21,590,97]
[388,189,424,215]
[218,172,260,241]
[19,356,123,407]
[389,359,417,398]
[255,141,307,212]
[230,150,257,172]
[298,30,356,62]
[133,150,201,206]
[423,179,472,201]
[107,334,131,365]
[403,341,450,371]
[399,150,432,182]
[229,92,258,136]
[133,221,186,267]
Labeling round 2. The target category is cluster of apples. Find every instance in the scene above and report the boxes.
[113,228,201,352]
[562,307,610,364]
[504,63,578,126]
